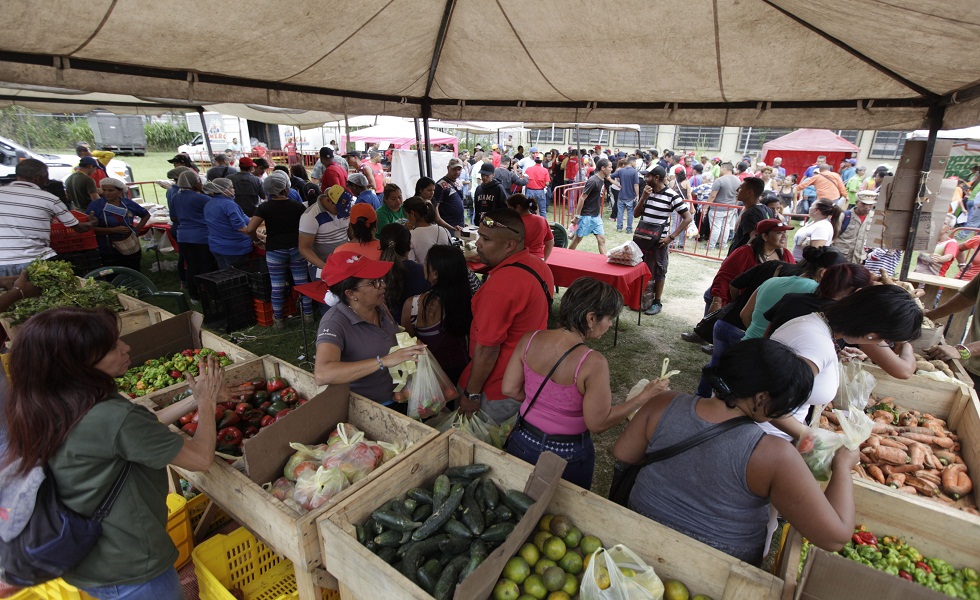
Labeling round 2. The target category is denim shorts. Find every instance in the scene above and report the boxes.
[79,567,184,600]
[575,215,604,237]
[506,424,595,489]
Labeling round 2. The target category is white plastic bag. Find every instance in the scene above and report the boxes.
[798,409,873,481]
[835,361,876,412]
[606,241,644,266]
[581,544,665,600]
[406,352,458,420]
[291,466,349,512]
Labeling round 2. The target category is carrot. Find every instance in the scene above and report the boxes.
[874,446,910,466]
[886,473,907,488]
[907,443,927,470]
[886,463,923,474]
[905,475,940,497]
[867,464,886,485]
[899,432,955,449]
[879,437,909,451]
[900,426,947,438]
[914,470,942,485]
[872,423,898,435]
[942,464,974,499]
[873,410,895,424]
[896,485,918,495]
[935,450,962,466]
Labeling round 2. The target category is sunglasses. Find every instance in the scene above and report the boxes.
[480,215,520,235]
[357,278,385,289]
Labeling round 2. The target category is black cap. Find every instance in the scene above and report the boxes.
[479,163,496,175]
[167,154,191,165]
[643,165,667,178]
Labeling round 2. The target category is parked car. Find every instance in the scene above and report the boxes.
[0,135,134,184]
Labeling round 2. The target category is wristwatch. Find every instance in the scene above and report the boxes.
[467,392,481,403]
[955,344,972,360]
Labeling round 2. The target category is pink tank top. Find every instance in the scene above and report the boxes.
[519,331,593,435]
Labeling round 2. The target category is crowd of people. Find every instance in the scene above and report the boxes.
[0,134,964,597]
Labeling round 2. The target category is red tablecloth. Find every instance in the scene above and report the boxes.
[545,247,651,310]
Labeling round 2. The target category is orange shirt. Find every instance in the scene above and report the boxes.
[335,241,382,260]
[797,171,847,200]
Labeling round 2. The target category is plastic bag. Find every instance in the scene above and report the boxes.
[488,413,518,448]
[426,409,457,433]
[406,352,458,419]
[454,410,494,444]
[581,544,665,600]
[291,466,349,512]
[606,241,644,266]
[320,426,382,483]
[796,426,845,482]
[835,361,876,412]
[283,442,330,481]
[263,477,295,501]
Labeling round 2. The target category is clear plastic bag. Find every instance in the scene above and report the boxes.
[291,466,349,512]
[488,413,518,448]
[405,352,458,420]
[606,241,644,266]
[283,442,330,481]
[263,476,295,501]
[796,426,845,482]
[835,361,876,412]
[454,410,494,444]
[581,544,665,600]
[320,426,382,483]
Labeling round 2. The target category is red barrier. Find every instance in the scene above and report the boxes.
[552,182,587,229]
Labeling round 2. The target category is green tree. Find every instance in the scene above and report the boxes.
[145,121,195,151]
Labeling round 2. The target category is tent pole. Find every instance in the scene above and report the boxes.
[196,107,214,163]
[899,103,946,280]
[343,112,351,153]
[423,115,433,178]
[413,118,425,176]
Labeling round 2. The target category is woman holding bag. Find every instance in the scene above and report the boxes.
[87,178,150,272]
[500,278,668,489]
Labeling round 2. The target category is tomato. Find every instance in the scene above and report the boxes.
[179,412,195,425]
[181,423,198,435]
[266,377,287,392]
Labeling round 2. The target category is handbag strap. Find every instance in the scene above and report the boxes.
[519,342,586,421]
[90,462,132,523]
[631,414,755,470]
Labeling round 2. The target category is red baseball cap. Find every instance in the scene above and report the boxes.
[238,157,255,168]
[322,251,392,286]
[756,219,793,235]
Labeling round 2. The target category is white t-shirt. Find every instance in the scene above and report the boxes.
[298,202,349,263]
[760,313,839,441]
[410,224,454,264]
[792,218,834,261]
[0,182,79,265]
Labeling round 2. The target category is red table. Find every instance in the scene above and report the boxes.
[546,247,651,312]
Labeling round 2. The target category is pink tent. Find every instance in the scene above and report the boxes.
[761,129,861,181]
[341,121,458,153]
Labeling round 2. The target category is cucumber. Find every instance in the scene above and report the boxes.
[391,498,413,517]
[400,530,412,544]
[377,547,397,564]
[481,478,499,510]
[502,489,535,514]
[460,493,484,535]
[365,539,376,552]
[494,504,512,522]
[412,484,465,541]
[431,475,451,508]
[370,518,384,535]
[374,530,403,547]
[355,524,367,545]
[460,541,487,581]
[483,508,498,527]
[442,517,473,539]
[398,534,446,558]
[479,522,515,543]
[411,502,433,523]
[416,559,441,594]
[407,487,434,504]
[470,539,488,560]
[433,556,469,600]
[403,498,418,514]
[439,536,471,555]
[445,464,490,478]
[371,509,422,532]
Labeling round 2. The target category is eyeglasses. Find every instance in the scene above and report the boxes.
[480,215,520,235]
[357,278,384,289]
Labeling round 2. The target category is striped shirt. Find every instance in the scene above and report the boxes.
[0,182,78,265]
[638,185,688,227]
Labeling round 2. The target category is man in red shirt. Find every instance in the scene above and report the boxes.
[490,145,502,169]
[524,156,551,217]
[459,208,555,424]
[319,147,349,192]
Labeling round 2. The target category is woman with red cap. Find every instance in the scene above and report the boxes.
[312,251,425,407]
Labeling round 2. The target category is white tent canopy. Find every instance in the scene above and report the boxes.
[0,1,978,130]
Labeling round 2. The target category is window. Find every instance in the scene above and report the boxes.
[735,128,793,154]
[532,127,566,145]
[869,131,909,159]
[617,125,659,149]
[836,130,861,145]
[674,126,723,151]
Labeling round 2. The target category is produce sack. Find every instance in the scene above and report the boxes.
[581,544,665,600]
[388,332,420,395]
[320,427,382,483]
[292,466,349,511]
[405,351,457,419]
[606,241,644,267]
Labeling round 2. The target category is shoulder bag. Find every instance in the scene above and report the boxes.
[0,462,132,586]
[102,205,141,255]
[608,415,753,507]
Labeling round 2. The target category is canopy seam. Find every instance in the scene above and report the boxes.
[712,0,727,102]
[68,0,118,56]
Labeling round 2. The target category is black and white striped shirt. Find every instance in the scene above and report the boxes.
[0,182,78,265]
[638,185,688,226]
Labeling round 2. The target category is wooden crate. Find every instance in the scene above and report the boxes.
[858,359,973,392]
[778,477,980,600]
[0,291,168,341]
[840,375,980,518]
[170,384,437,600]
[318,429,784,600]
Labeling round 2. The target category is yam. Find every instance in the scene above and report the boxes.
[896,485,918,495]
[942,464,973,499]
[867,464,886,485]
[879,437,909,451]
[873,410,895,424]
[915,359,937,372]
[874,445,910,466]
[886,473,907,487]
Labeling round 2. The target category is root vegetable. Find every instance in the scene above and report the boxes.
[886,473,907,487]
[908,443,927,469]
[935,450,962,465]
[824,411,840,426]
[915,359,937,372]
[874,446,910,466]
[898,413,918,427]
[867,465,886,485]
[899,432,954,449]
[873,410,895,424]
[905,475,940,497]
[884,464,923,474]
[900,426,947,438]
[942,464,973,499]
[872,423,898,435]
[859,452,873,464]
[913,470,941,486]
[897,486,918,495]
[879,437,909,451]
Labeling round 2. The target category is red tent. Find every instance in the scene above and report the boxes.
[761,129,861,182]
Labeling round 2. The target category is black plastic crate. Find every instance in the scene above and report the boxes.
[56,249,103,277]
[195,269,255,333]
[233,256,272,302]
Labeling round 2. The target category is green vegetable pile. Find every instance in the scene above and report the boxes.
[116,347,233,398]
[801,527,980,598]
[1,260,124,325]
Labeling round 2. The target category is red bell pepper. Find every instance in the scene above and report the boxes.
[275,408,292,421]
[217,426,244,446]
[266,377,287,392]
[170,370,182,379]
[296,398,308,407]
[279,387,299,405]
[260,415,276,428]
[181,423,198,435]
[181,349,194,357]
[250,378,267,391]
[218,401,237,411]
[899,570,913,581]
[915,561,931,574]
[179,412,195,425]
[218,410,240,429]
[851,531,877,548]
[217,351,227,357]
[234,402,252,416]
[243,426,260,438]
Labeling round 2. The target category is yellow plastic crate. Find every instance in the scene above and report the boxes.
[186,491,233,535]
[191,528,337,600]
[166,493,193,569]
[6,579,93,600]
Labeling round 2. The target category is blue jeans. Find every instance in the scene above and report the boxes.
[506,423,595,489]
[79,567,184,600]
[616,199,635,231]
[697,319,746,397]
[0,261,32,277]
[526,189,548,218]
[266,247,313,318]
[213,253,249,270]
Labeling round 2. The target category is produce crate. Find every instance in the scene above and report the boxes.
[196,268,255,333]
[171,384,438,600]
[192,527,338,600]
[858,358,974,390]
[778,477,980,600]
[254,297,299,326]
[167,492,194,568]
[0,290,168,342]
[235,257,273,302]
[50,211,98,254]
[840,375,980,518]
[187,492,234,539]
[55,249,102,277]
[318,429,784,600]
[7,579,93,600]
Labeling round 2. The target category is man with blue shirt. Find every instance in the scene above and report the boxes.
[611,159,640,233]
[347,173,380,210]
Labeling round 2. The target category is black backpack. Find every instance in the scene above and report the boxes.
[0,462,130,586]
